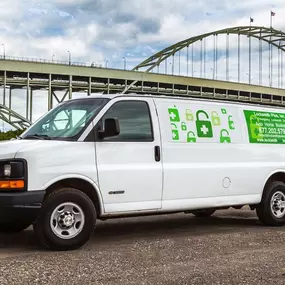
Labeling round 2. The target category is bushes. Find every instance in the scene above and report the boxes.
[0,129,25,141]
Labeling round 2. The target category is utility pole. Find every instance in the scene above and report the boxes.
[172,54,174,75]
[178,50,181,75]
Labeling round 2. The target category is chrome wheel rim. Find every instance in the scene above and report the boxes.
[50,202,85,240]
[270,191,285,219]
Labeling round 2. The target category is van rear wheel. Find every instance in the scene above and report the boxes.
[256,181,285,226]
[34,188,97,251]
[191,209,216,218]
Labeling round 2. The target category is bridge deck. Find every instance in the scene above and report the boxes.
[0,59,284,95]
[1,59,285,129]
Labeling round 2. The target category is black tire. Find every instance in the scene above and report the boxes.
[191,209,216,218]
[256,181,285,227]
[34,188,96,251]
[0,221,32,233]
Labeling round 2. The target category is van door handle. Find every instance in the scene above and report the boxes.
[154,146,160,162]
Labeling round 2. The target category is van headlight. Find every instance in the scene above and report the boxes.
[0,160,27,190]
[4,164,11,177]
[1,161,25,178]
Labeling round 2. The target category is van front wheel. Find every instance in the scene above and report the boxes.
[34,188,97,251]
[256,181,285,226]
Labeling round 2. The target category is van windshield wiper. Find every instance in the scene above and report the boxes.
[24,134,52,140]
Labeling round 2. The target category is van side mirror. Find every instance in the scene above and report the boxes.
[98,118,120,139]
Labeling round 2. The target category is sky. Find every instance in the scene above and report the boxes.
[0,0,285,130]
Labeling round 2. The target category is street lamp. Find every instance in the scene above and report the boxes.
[2,44,5,59]
[67,51,71,65]
[52,54,55,62]
[211,68,215,80]
[122,57,126,70]
[105,60,109,68]
[246,73,249,82]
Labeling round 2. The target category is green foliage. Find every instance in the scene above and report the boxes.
[0,129,25,141]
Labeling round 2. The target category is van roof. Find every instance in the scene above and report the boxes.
[69,93,285,110]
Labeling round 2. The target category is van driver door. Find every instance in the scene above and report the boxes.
[95,98,163,213]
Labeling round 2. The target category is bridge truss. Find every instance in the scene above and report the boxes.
[0,103,31,130]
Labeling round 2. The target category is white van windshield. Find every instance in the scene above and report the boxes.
[21,98,109,141]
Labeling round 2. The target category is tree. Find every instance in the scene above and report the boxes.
[0,129,25,141]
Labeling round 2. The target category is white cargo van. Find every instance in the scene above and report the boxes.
[0,93,285,250]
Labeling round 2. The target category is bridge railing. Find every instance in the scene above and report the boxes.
[0,55,105,68]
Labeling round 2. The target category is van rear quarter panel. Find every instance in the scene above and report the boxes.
[155,98,285,208]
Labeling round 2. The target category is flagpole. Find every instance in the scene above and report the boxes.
[249,17,252,84]
[270,11,275,28]
[269,12,272,86]
[269,11,275,86]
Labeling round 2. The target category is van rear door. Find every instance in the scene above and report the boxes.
[95,97,163,213]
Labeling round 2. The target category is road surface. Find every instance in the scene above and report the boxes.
[0,208,284,285]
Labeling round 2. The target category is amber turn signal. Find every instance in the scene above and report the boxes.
[0,180,25,189]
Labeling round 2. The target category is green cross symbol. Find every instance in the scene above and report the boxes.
[168,108,180,122]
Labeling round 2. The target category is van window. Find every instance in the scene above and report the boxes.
[21,98,109,141]
[101,101,153,141]
[52,110,87,131]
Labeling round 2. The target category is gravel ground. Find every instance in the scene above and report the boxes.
[0,208,284,285]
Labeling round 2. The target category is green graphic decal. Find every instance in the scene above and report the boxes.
[221,108,227,115]
[181,122,187,131]
[196,110,213,138]
[168,106,180,122]
[211,111,221,126]
[244,110,285,144]
[187,131,196,143]
[228,115,235,130]
[185,109,194,121]
[171,123,179,141]
[220,129,231,143]
[249,115,261,139]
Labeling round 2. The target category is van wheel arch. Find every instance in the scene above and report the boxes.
[250,172,285,210]
[44,178,102,218]
[262,172,285,198]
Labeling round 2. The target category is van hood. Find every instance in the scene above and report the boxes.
[0,139,41,160]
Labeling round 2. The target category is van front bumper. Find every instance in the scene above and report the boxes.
[0,191,45,223]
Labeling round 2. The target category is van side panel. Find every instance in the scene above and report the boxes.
[155,98,285,211]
